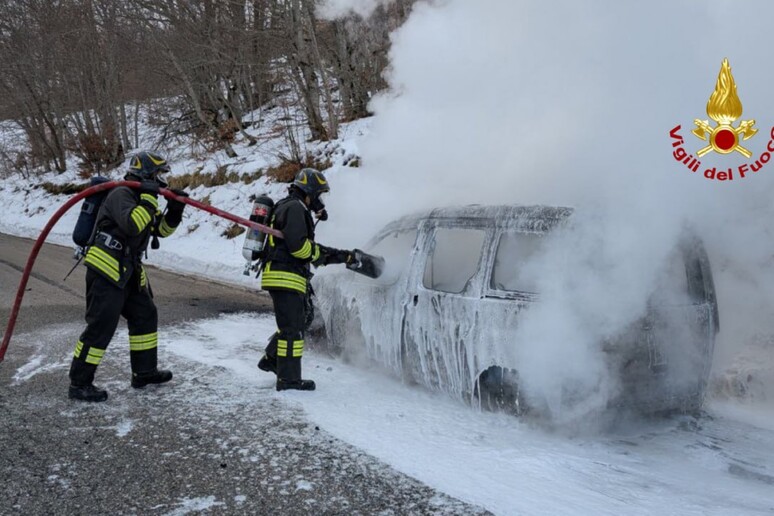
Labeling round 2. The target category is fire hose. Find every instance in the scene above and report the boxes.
[0,180,282,363]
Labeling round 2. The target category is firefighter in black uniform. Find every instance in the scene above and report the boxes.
[257,168,354,391]
[68,151,188,402]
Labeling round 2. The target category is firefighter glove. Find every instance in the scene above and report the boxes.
[313,244,332,267]
[166,188,188,215]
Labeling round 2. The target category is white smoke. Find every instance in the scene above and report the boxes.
[320,0,774,423]
[318,0,396,19]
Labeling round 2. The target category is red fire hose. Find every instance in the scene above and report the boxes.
[0,180,282,363]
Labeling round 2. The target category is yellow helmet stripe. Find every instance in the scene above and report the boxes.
[148,153,167,166]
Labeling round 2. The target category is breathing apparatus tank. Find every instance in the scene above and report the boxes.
[242,194,274,275]
[72,176,111,252]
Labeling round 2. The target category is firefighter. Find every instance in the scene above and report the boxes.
[257,168,354,391]
[68,151,188,402]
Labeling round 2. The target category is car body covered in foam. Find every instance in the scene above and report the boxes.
[314,205,719,416]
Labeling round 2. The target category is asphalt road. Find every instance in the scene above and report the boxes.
[0,233,485,515]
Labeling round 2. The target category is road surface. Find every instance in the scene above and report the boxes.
[0,233,485,515]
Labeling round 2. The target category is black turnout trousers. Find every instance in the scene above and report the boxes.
[264,289,306,382]
[69,267,159,386]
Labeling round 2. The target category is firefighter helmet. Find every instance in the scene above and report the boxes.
[293,168,330,198]
[127,151,171,181]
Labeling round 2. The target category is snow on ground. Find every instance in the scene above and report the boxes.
[127,312,774,516]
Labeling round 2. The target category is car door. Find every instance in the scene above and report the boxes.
[401,219,491,400]
[473,229,546,381]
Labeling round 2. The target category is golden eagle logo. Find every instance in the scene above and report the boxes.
[692,58,757,158]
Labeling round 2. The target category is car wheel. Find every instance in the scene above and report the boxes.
[474,366,527,416]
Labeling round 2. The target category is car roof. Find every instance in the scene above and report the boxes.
[380,204,574,235]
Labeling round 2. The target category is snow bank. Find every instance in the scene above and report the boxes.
[0,114,371,287]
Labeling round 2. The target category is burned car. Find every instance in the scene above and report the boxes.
[315,205,718,416]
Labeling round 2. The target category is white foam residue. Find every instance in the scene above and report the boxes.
[162,496,225,516]
[12,355,65,384]
[115,420,134,438]
[295,480,313,492]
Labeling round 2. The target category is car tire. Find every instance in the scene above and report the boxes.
[474,366,527,416]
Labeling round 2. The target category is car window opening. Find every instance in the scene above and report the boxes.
[367,230,418,285]
[423,227,486,294]
[490,232,546,294]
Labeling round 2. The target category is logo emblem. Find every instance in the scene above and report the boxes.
[669,58,773,182]
[691,58,757,158]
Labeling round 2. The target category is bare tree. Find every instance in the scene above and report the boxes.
[0,0,418,175]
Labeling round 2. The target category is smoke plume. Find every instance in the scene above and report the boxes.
[320,0,774,422]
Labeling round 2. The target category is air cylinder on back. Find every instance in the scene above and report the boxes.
[242,194,274,274]
[72,176,111,248]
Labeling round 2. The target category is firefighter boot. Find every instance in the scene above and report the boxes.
[69,384,109,402]
[276,356,314,391]
[276,379,316,391]
[68,359,108,402]
[131,369,173,389]
[258,333,279,374]
[257,354,277,374]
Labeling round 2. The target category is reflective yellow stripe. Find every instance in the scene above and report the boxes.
[261,262,306,294]
[290,240,313,259]
[129,333,158,343]
[140,267,147,287]
[276,339,304,358]
[268,216,276,248]
[262,264,305,283]
[85,248,121,282]
[84,256,120,282]
[129,332,158,351]
[158,219,176,237]
[277,339,288,357]
[84,256,119,280]
[84,252,118,274]
[261,262,307,293]
[74,340,84,358]
[261,282,305,293]
[261,273,306,287]
[261,279,307,292]
[140,193,158,209]
[131,206,152,232]
[138,205,153,224]
[130,342,157,351]
[130,211,146,230]
[311,244,321,262]
[88,246,121,269]
[85,347,106,365]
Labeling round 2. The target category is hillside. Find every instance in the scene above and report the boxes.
[0,103,372,285]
